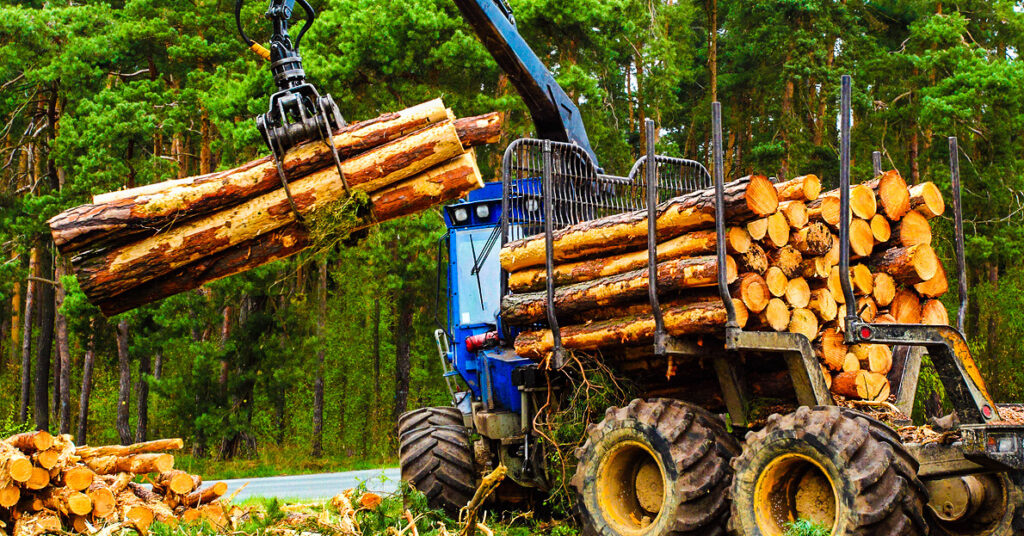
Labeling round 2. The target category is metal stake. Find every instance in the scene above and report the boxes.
[838,75,858,335]
[542,140,564,368]
[712,102,738,332]
[645,119,666,356]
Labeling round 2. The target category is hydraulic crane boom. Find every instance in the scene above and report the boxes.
[453,0,599,167]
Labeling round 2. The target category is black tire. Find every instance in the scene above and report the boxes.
[927,471,1024,536]
[398,406,463,438]
[399,424,476,513]
[730,406,928,536]
[570,398,741,536]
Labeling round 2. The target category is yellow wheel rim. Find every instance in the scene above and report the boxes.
[596,440,667,536]
[753,453,839,536]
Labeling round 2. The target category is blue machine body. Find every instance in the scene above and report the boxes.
[441,181,533,413]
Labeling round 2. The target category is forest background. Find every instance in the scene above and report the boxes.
[0,0,1022,476]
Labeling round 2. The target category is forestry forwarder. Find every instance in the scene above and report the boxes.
[231,0,1024,534]
[394,2,1024,535]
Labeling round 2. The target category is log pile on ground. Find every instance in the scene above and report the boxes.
[501,170,951,402]
[0,431,227,536]
[49,99,501,316]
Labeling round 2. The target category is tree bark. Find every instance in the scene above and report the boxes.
[77,325,95,444]
[892,210,931,247]
[311,259,326,458]
[870,244,938,284]
[501,255,736,325]
[56,264,71,434]
[790,222,832,256]
[20,248,38,423]
[909,182,944,218]
[500,175,779,272]
[116,318,132,445]
[774,174,821,202]
[135,347,150,443]
[864,170,910,221]
[391,296,414,436]
[34,247,54,432]
[92,153,482,315]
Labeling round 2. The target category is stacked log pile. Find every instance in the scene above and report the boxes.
[0,431,227,536]
[49,99,502,316]
[500,171,950,402]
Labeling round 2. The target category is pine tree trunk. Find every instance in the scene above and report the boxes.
[311,260,326,458]
[116,318,132,445]
[135,349,150,442]
[391,296,413,439]
[56,264,72,434]
[34,247,54,432]
[19,248,38,423]
[77,325,95,444]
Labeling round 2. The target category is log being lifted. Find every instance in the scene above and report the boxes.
[499,175,779,272]
[94,153,483,315]
[500,255,737,325]
[74,121,467,302]
[49,100,497,255]
[506,227,750,293]
[514,297,748,359]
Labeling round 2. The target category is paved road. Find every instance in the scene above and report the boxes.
[210,467,401,502]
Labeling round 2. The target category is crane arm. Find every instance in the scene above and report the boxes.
[453,0,599,167]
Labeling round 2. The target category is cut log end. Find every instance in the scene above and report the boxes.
[765,266,788,298]
[788,308,819,342]
[757,298,791,332]
[732,273,770,314]
[910,181,945,218]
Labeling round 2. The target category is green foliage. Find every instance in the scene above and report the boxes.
[783,519,831,536]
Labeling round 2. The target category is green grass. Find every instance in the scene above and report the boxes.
[171,445,394,480]
[783,519,832,536]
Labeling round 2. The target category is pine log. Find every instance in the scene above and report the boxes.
[74,122,466,302]
[824,234,841,267]
[118,490,155,532]
[94,153,483,315]
[560,294,722,325]
[831,370,890,401]
[874,312,897,324]
[872,273,896,307]
[76,438,183,459]
[843,353,861,372]
[41,487,92,516]
[70,516,89,533]
[807,192,841,227]
[828,264,873,303]
[26,466,50,490]
[914,260,949,298]
[870,244,938,284]
[869,214,891,243]
[891,289,922,324]
[856,296,878,322]
[764,266,788,297]
[784,277,811,309]
[50,100,462,254]
[820,328,848,371]
[852,344,893,374]
[738,243,769,274]
[893,209,932,247]
[779,201,808,228]
[755,298,791,332]
[506,227,749,293]
[788,222,830,256]
[850,218,875,257]
[799,256,832,280]
[499,175,779,272]
[865,170,911,221]
[909,181,945,218]
[851,184,878,219]
[768,246,803,278]
[181,482,228,508]
[87,481,117,518]
[774,174,821,201]
[154,470,199,495]
[0,485,18,508]
[33,449,60,470]
[499,255,736,325]
[513,299,748,359]
[12,509,62,536]
[0,441,33,485]
[808,288,838,322]
[766,211,790,248]
[5,431,54,453]
[746,218,768,241]
[83,453,174,475]
[788,308,819,342]
[921,299,950,326]
[60,465,95,491]
[821,364,833,390]
[732,273,770,313]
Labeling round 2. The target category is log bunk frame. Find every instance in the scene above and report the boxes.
[498,76,1024,476]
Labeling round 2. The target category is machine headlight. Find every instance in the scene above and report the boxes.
[475,204,490,219]
[454,207,469,222]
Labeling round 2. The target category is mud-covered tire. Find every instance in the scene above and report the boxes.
[570,398,741,536]
[399,424,476,513]
[730,406,928,536]
[927,470,1024,536]
[397,406,463,438]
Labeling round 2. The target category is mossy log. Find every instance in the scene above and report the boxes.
[499,175,779,272]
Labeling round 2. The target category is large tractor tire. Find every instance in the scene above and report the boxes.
[399,424,476,513]
[570,398,741,536]
[730,406,928,536]
[398,406,463,438]
[927,470,1024,536]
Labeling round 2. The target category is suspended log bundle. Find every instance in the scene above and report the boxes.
[0,434,221,536]
[49,99,501,315]
[501,168,952,403]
